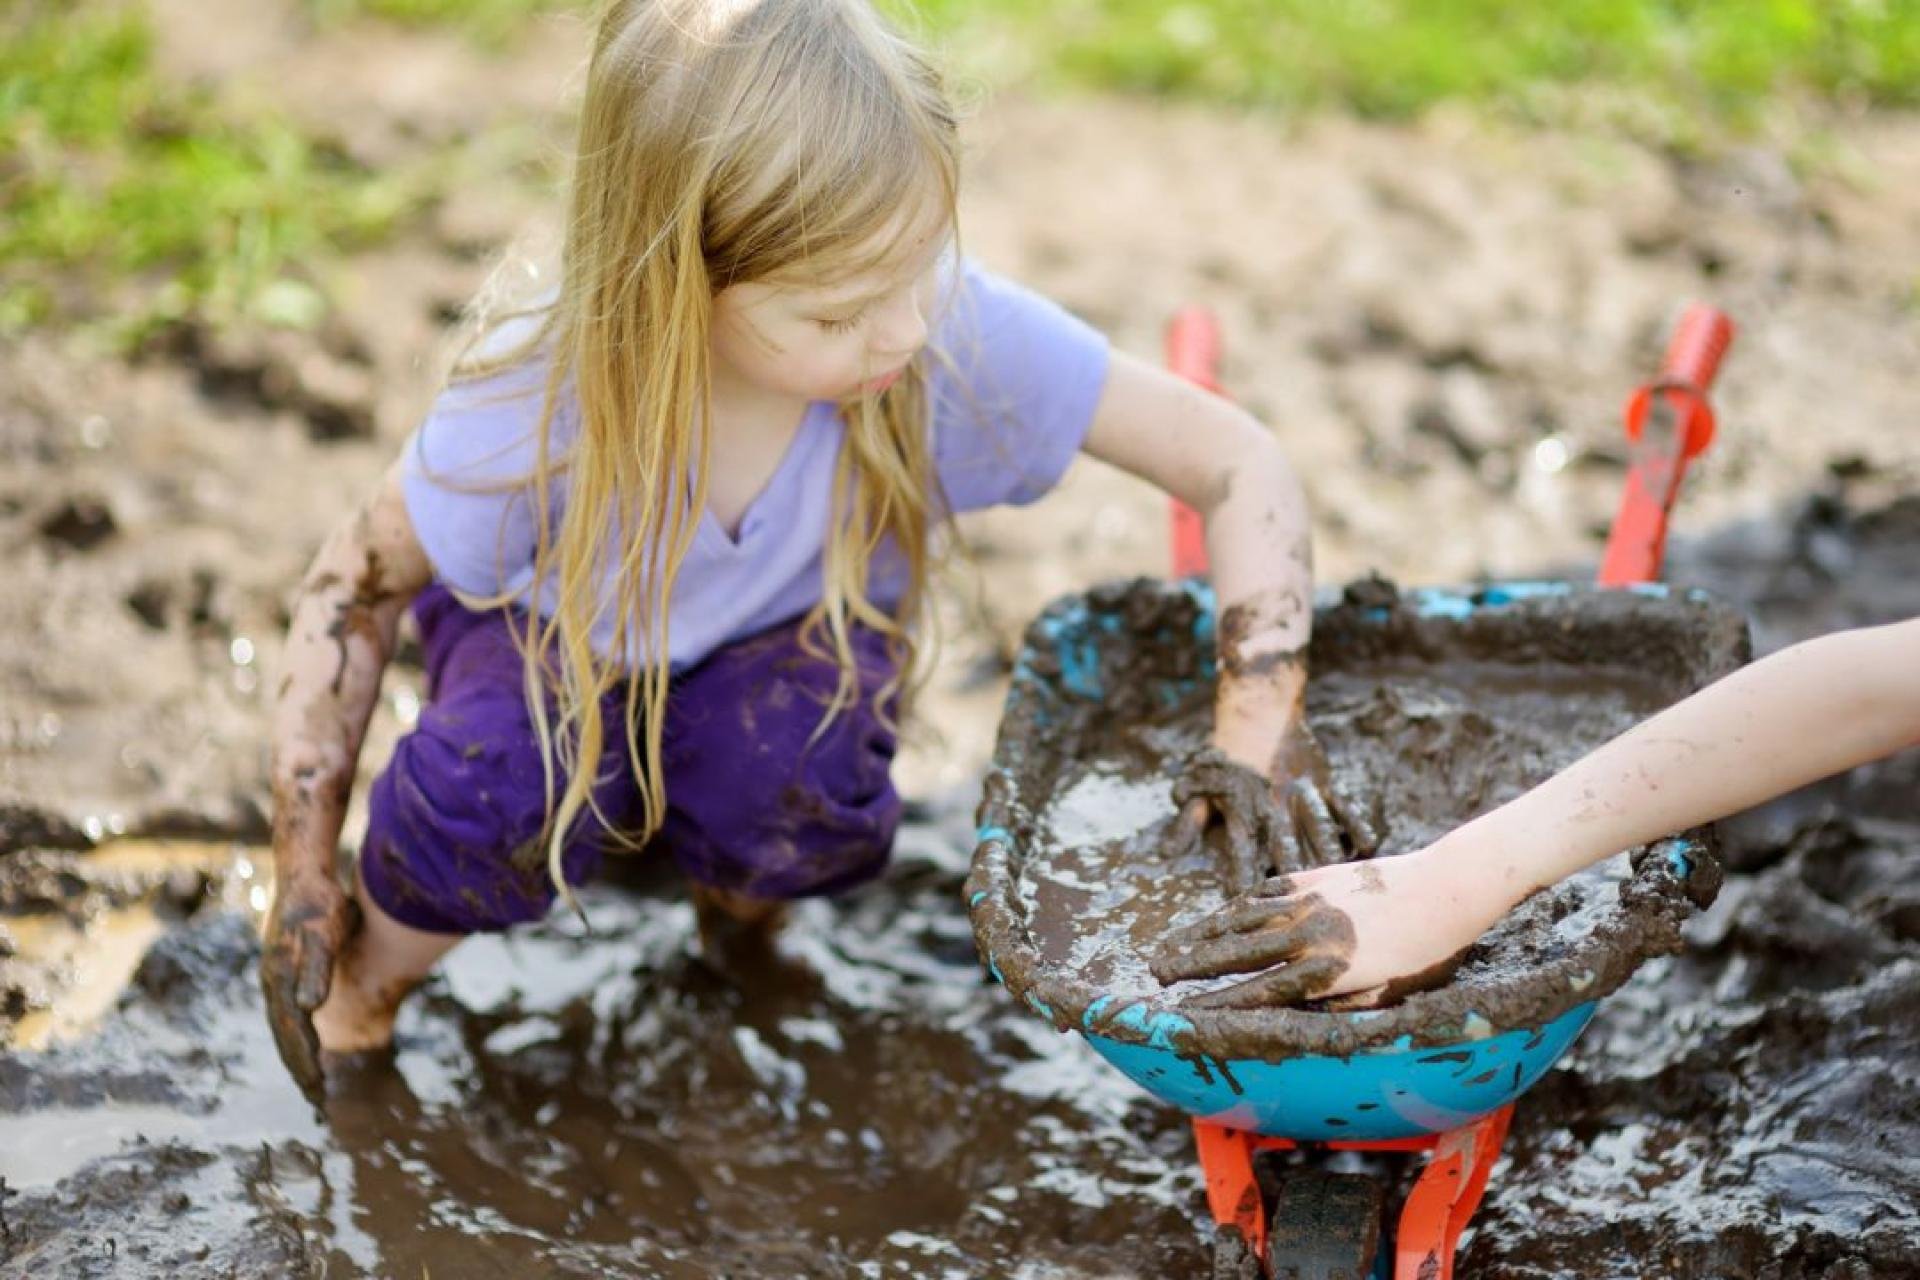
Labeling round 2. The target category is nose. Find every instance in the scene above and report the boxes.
[867,290,927,364]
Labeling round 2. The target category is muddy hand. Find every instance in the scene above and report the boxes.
[1150,873,1356,1007]
[1152,853,1477,1009]
[1169,747,1290,895]
[1268,717,1379,871]
[260,871,356,1100]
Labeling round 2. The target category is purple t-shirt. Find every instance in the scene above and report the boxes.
[400,257,1111,670]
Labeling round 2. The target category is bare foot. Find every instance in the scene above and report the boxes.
[308,864,463,1058]
[309,958,409,1054]
[691,884,788,959]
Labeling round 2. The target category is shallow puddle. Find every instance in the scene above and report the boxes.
[3,496,1917,1277]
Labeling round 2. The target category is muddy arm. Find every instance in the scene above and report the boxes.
[1444,615,1920,914]
[1082,351,1315,759]
[264,461,432,1094]
[1082,350,1374,877]
[1156,617,1920,1006]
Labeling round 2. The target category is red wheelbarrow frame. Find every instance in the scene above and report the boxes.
[1162,302,1733,1276]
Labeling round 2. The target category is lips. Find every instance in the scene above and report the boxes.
[860,368,905,395]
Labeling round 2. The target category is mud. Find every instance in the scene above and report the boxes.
[0,825,1212,1278]
[4,494,1913,1279]
[4,1,1919,1270]
[1473,489,1920,1279]
[971,581,1747,1059]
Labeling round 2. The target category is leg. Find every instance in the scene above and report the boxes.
[658,619,904,916]
[336,585,640,1051]
[311,861,462,1053]
[689,883,790,958]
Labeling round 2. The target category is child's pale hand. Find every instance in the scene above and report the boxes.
[1149,851,1476,1008]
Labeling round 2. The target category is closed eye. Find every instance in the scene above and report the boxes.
[816,310,865,334]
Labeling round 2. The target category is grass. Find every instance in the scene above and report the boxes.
[6,0,1918,341]
[305,0,568,47]
[306,0,1920,125]
[897,0,1920,131]
[0,3,434,341]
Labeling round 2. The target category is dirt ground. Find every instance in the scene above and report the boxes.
[2,3,1918,1276]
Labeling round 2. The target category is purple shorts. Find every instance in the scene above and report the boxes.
[359,584,903,934]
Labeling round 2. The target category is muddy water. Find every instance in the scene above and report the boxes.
[2,492,1917,1279]
[1019,656,1683,1007]
[1476,490,1920,1279]
[0,823,1209,1278]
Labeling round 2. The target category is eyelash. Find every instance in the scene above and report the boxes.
[818,311,865,334]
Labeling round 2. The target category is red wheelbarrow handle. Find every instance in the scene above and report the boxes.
[1165,307,1221,577]
[1598,305,1735,587]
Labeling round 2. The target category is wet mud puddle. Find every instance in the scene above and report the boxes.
[1022,657,1682,1006]
[2,493,1917,1278]
[0,816,1213,1279]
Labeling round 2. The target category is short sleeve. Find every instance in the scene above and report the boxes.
[928,258,1112,514]
[399,341,565,601]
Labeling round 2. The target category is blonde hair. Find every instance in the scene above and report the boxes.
[455,0,962,910]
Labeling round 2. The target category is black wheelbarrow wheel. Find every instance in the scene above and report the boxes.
[1266,1167,1386,1280]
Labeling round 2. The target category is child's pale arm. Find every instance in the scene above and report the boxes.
[1153,616,1920,1006]
[1082,350,1372,873]
[263,462,431,1094]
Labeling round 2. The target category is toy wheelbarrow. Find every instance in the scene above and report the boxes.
[967,307,1739,1278]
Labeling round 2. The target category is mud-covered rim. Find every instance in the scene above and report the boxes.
[964,577,1752,1062]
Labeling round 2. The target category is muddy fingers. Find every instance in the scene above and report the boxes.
[1152,887,1360,1010]
[1285,781,1344,870]
[1219,805,1276,894]
[260,873,353,1102]
[1152,892,1355,986]
[1154,926,1308,984]
[1180,951,1353,1010]
[1161,796,1209,864]
[1325,781,1382,859]
[1155,892,1312,954]
[1170,747,1291,895]
[1266,717,1381,865]
[1269,818,1306,878]
[263,949,326,1102]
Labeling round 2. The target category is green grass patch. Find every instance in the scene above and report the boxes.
[306,0,574,47]
[895,0,1920,130]
[7,0,1917,341]
[0,2,435,341]
[292,0,1920,127]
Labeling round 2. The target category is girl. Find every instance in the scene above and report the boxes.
[261,0,1364,1097]
[1154,616,1920,1006]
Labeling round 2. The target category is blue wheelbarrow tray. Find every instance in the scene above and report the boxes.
[966,577,1750,1142]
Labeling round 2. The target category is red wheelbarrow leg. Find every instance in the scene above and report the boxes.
[1195,1119,1269,1259]
[1392,1104,1513,1280]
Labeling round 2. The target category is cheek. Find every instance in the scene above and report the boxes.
[712,304,860,396]
[714,312,781,371]
[767,333,862,394]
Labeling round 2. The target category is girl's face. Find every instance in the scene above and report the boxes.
[709,214,952,404]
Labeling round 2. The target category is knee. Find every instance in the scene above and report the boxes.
[364,691,631,933]
[662,702,903,900]
[384,691,554,840]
